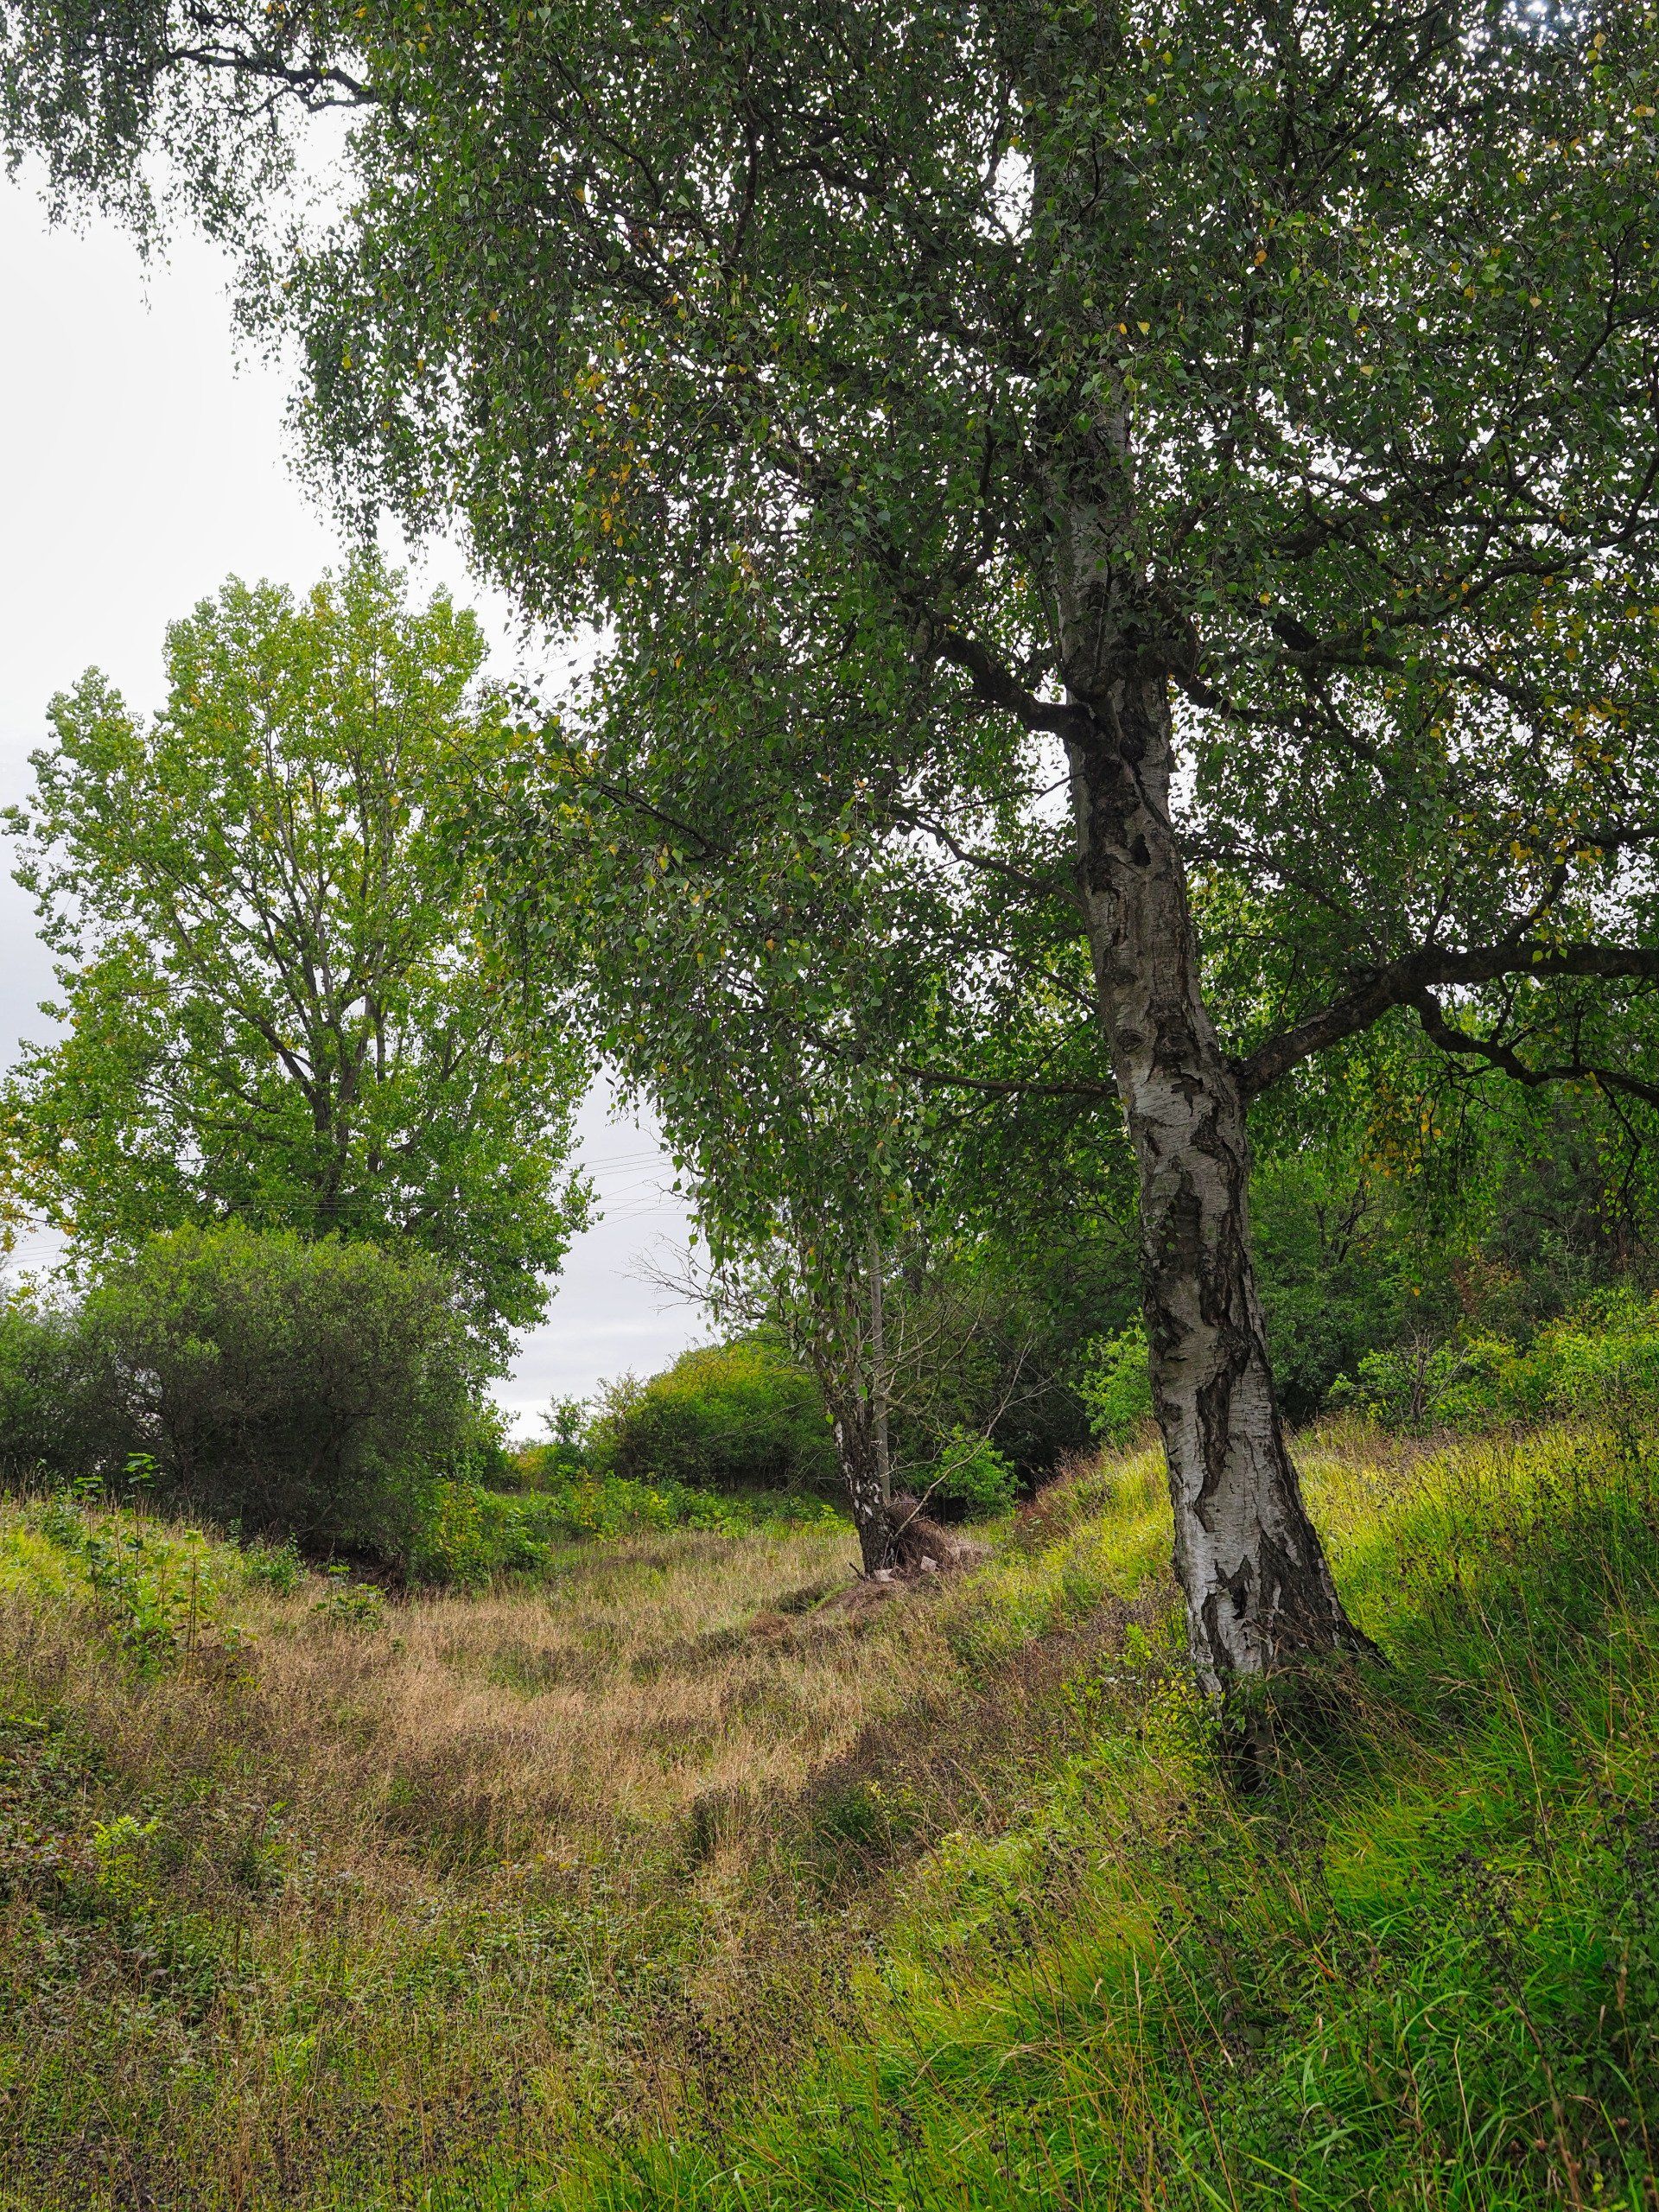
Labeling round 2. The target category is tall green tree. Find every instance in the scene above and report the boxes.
[495,646,1133,1567]
[8,0,1659,1700]
[3,556,588,1344]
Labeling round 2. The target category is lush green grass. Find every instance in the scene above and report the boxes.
[410,1470,844,1585]
[501,1424,1659,2212]
[4,1425,1659,2206]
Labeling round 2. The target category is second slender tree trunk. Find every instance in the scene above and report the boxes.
[868,1231,893,1516]
[831,1390,892,1575]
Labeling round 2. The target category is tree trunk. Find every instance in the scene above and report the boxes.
[868,1232,893,1515]
[830,1390,892,1575]
[1005,22,1372,1710]
[1065,666,1373,1699]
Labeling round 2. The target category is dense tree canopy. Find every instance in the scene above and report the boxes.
[3,556,589,1343]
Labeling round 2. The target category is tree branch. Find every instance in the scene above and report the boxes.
[931,626,1077,738]
[1409,988,1659,1113]
[1237,940,1659,1098]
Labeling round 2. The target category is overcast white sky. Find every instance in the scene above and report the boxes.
[0,177,702,1431]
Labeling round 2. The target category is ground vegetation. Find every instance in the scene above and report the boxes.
[0,1356,1655,2203]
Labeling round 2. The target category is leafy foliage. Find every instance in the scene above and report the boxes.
[70,1222,499,1560]
[583,1338,837,1496]
[2,555,588,1341]
[1338,1288,1659,1438]
[924,1426,1019,1517]
[0,1290,97,1481]
[118,0,1659,1126]
[1078,1322,1157,1449]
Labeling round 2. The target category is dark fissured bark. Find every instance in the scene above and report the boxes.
[1063,665,1373,1694]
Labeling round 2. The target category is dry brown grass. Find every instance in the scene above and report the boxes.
[222,1522,918,1856]
[0,1469,1179,2208]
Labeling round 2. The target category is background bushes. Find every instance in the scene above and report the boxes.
[584,1338,839,1495]
[573,1337,1025,1514]
[0,1234,846,1581]
[0,1294,100,1482]
[1337,1289,1659,1437]
[8,1208,1649,1587]
[0,1224,498,1562]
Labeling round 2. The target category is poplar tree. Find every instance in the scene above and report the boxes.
[4,558,588,1342]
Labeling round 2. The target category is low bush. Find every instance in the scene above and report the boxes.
[1077,1320,1155,1447]
[586,1337,837,1494]
[924,1426,1019,1516]
[1336,1288,1659,1438]
[0,1291,103,1481]
[2,1224,501,1565]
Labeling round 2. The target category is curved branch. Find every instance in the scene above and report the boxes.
[1237,939,1659,1097]
[931,626,1077,738]
[167,42,377,108]
[1410,987,1659,1113]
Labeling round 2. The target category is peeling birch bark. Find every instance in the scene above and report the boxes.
[1065,668,1373,1694]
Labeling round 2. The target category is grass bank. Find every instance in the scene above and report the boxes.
[3,1422,1658,2207]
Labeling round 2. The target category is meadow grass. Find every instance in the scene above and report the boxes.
[1,1424,1656,2207]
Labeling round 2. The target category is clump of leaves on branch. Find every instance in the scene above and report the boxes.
[10,0,1659,1706]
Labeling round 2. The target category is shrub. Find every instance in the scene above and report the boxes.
[238,1535,304,1593]
[1332,1331,1487,1431]
[1334,1291,1659,1436]
[1077,1321,1155,1447]
[73,1223,499,1560]
[587,1337,837,1494]
[0,1291,102,1481]
[925,1427,1019,1516]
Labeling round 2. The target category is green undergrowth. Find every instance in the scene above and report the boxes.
[3,1424,1659,2207]
[502,1423,1659,2212]
[409,1471,844,1584]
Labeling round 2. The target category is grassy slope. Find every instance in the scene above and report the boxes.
[3,1425,1658,2209]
